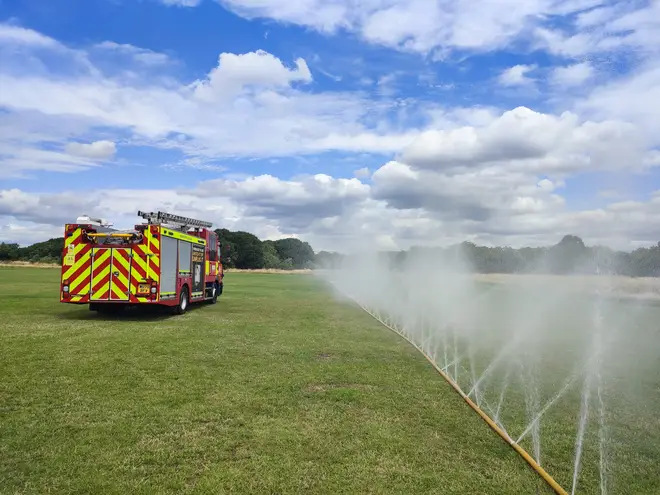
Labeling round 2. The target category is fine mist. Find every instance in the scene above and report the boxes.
[317,244,660,494]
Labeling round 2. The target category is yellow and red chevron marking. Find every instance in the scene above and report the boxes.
[129,245,150,303]
[61,227,92,302]
[110,249,131,301]
[63,225,82,248]
[90,248,112,301]
[144,226,160,284]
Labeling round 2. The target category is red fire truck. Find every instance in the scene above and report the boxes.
[60,211,226,314]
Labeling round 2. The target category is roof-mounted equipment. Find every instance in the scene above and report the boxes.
[137,210,213,231]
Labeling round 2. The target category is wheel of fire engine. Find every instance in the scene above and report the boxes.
[176,286,189,315]
[210,283,218,304]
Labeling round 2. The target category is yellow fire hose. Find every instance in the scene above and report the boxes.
[430,357,568,495]
[342,290,569,495]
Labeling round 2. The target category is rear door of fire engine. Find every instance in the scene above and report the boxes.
[89,247,132,301]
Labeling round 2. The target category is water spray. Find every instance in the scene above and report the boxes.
[336,285,570,495]
[322,245,660,495]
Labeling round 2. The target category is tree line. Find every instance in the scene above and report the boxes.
[316,235,660,277]
[0,229,317,270]
[2,232,660,277]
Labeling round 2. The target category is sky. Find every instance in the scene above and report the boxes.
[1,0,660,252]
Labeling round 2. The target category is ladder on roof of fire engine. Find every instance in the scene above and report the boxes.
[137,210,213,230]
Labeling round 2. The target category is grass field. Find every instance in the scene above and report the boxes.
[0,267,559,494]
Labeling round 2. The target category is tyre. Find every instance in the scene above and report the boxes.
[175,286,189,315]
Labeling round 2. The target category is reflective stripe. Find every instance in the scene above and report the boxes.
[161,228,206,245]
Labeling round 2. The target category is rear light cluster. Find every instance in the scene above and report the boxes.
[62,279,70,293]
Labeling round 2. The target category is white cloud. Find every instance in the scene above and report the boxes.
[0,34,425,170]
[0,220,63,247]
[354,167,371,179]
[190,49,312,101]
[399,106,647,175]
[214,0,654,58]
[0,147,108,179]
[93,41,172,66]
[498,64,536,87]
[533,2,660,58]
[550,62,594,87]
[371,160,565,223]
[160,0,202,6]
[190,173,369,229]
[0,23,60,48]
[575,59,660,147]
[5,169,660,251]
[65,140,117,159]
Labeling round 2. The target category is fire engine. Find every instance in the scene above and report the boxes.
[60,211,226,314]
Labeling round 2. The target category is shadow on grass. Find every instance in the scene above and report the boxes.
[57,302,211,322]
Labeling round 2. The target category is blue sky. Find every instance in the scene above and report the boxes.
[1,0,659,249]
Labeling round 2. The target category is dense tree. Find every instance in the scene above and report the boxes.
[0,242,20,261]
[272,238,315,269]
[23,238,64,263]
[0,238,64,263]
[262,240,282,269]
[223,231,264,269]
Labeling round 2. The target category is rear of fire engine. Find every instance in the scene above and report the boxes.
[60,211,224,314]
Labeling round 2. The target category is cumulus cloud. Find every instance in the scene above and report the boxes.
[190,49,312,101]
[190,173,369,228]
[4,170,660,251]
[371,161,565,223]
[498,64,536,87]
[399,106,646,175]
[0,189,101,227]
[65,140,117,160]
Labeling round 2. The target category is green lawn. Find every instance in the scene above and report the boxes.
[0,267,552,494]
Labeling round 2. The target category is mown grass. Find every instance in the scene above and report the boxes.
[0,266,558,494]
